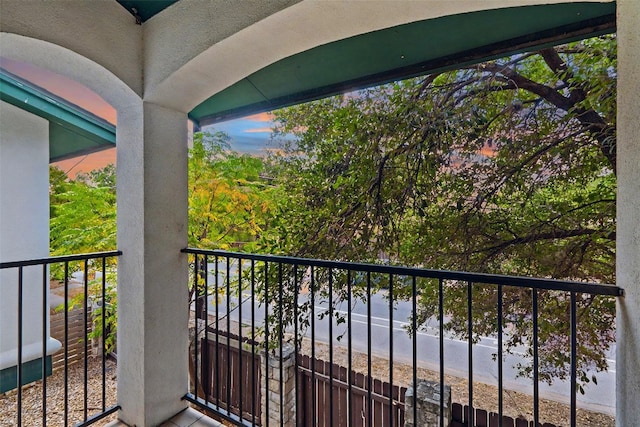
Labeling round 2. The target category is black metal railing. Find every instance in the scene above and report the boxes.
[1,251,122,427]
[183,248,622,427]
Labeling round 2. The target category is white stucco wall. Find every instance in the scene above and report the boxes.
[0,101,60,370]
[616,1,640,425]
[115,101,189,426]
[0,0,142,97]
[144,0,615,112]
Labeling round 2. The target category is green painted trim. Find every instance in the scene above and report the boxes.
[0,356,53,393]
[190,2,615,125]
[116,0,178,22]
[0,68,116,162]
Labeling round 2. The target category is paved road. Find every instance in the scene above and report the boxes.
[203,263,615,415]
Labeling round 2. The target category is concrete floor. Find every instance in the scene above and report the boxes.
[105,408,223,427]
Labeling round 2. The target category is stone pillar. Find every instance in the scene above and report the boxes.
[616,1,640,426]
[261,344,296,427]
[115,101,189,426]
[0,101,61,392]
[404,380,451,427]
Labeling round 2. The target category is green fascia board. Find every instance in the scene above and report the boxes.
[116,0,179,22]
[48,122,114,162]
[0,68,116,162]
[190,2,615,126]
[0,355,53,393]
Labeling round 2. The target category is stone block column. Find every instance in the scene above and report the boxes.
[261,344,296,427]
[404,380,451,427]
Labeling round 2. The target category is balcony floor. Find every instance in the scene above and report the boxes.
[105,408,223,427]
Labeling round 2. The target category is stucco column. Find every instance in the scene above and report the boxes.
[0,102,61,391]
[116,101,189,426]
[616,1,640,426]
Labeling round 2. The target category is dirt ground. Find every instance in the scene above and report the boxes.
[0,345,613,427]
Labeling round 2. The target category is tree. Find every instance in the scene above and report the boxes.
[186,131,278,394]
[50,165,117,257]
[50,131,277,354]
[188,131,277,252]
[50,164,118,351]
[265,35,617,387]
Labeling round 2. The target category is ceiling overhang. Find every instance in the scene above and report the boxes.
[2,1,615,158]
[116,0,179,23]
[0,68,116,162]
[188,2,615,127]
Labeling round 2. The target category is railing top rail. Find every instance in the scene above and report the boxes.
[183,248,623,297]
[0,250,122,269]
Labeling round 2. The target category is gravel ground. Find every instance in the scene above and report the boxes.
[0,357,118,427]
[1,346,613,427]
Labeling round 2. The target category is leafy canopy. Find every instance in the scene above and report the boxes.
[264,35,617,387]
[188,131,277,251]
[50,131,277,351]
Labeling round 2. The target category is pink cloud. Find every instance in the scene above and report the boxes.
[1,57,116,125]
[244,112,274,122]
[245,127,273,133]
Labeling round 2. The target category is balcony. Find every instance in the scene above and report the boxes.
[1,249,623,426]
[1,2,640,426]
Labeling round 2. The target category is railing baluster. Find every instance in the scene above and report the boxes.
[439,278,444,427]
[194,255,200,401]
[83,260,89,422]
[238,259,243,423]
[310,265,316,425]
[204,254,209,408]
[42,264,48,427]
[17,266,23,427]
[264,261,270,427]
[251,259,257,427]
[64,261,69,427]
[366,271,372,427]
[215,256,220,410]
[498,284,503,427]
[347,270,353,427]
[101,257,107,412]
[329,267,334,426]
[388,273,394,427]
[467,281,474,427]
[278,262,284,427]
[226,256,232,418]
[294,265,300,427]
[412,276,417,427]
[570,291,577,427]
[533,288,539,427]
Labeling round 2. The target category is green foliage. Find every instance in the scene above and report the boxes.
[265,36,617,386]
[61,271,118,354]
[188,131,277,252]
[50,131,277,350]
[187,131,277,310]
[50,165,117,260]
[50,165,118,352]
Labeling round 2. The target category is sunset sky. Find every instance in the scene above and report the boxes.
[0,57,276,177]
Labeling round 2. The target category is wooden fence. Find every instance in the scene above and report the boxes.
[297,355,405,427]
[451,403,559,427]
[198,331,559,427]
[50,306,93,371]
[200,332,262,425]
